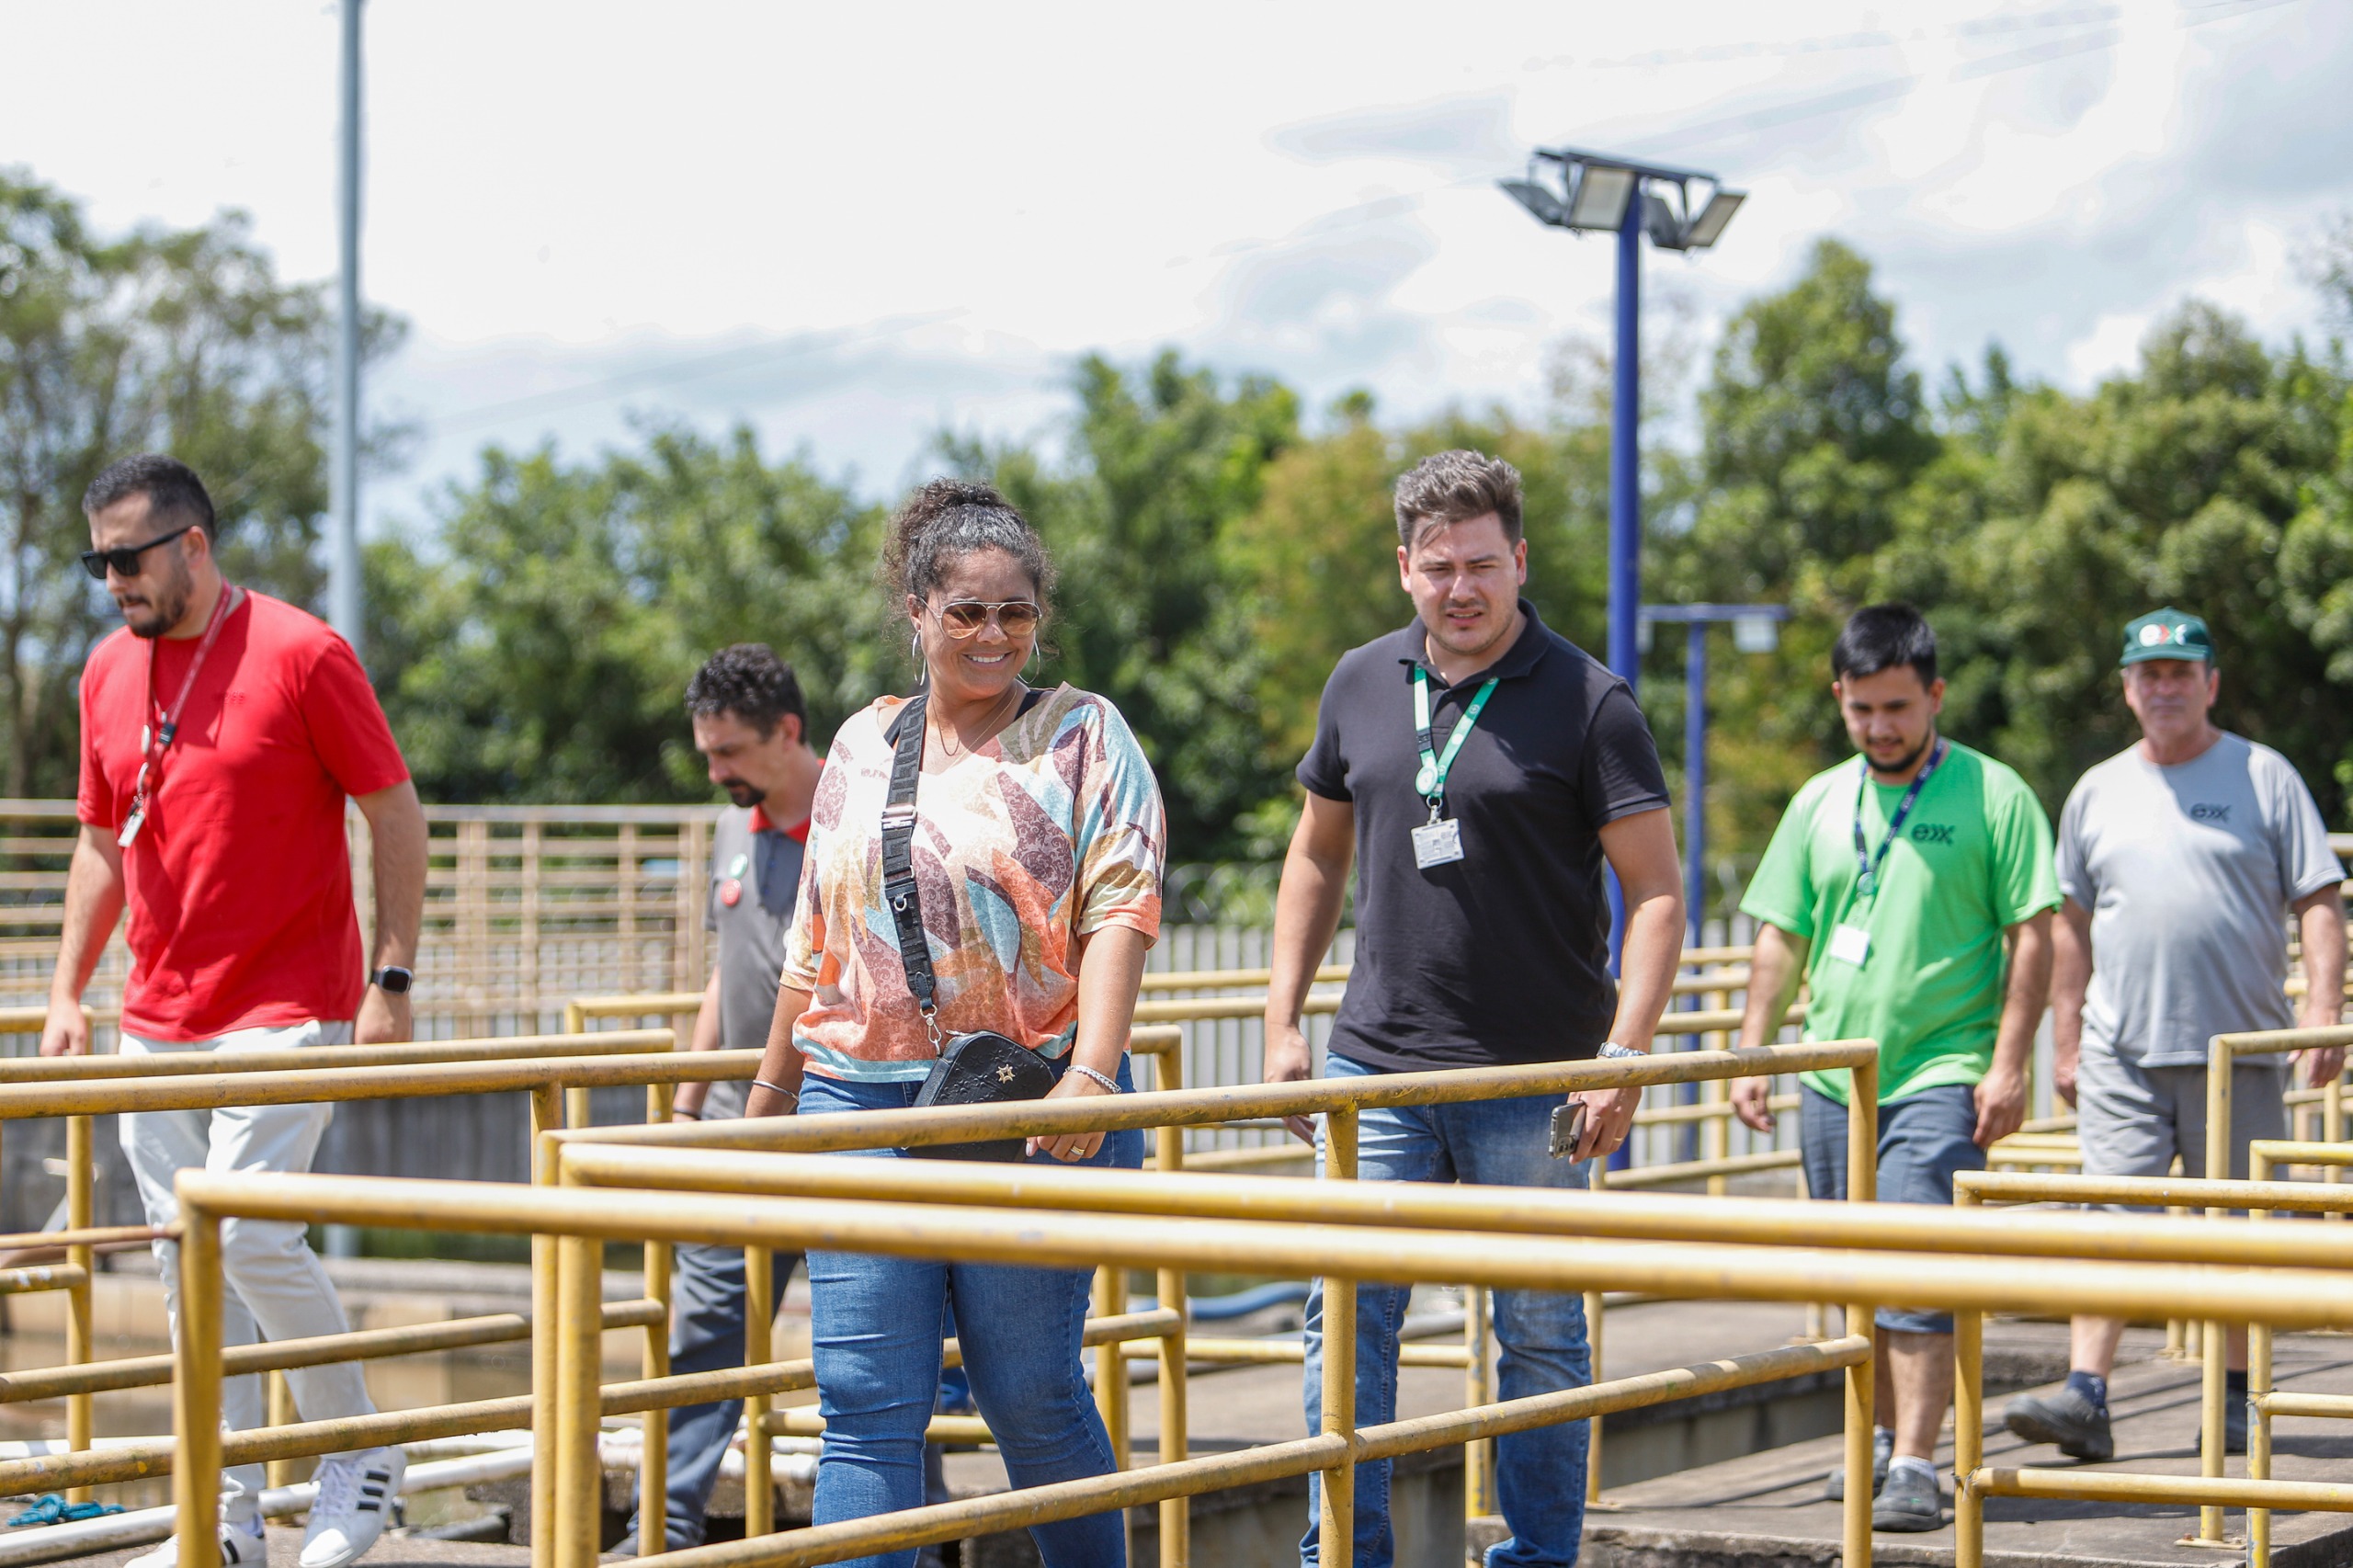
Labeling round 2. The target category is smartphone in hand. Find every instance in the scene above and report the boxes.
[1548,1100,1588,1161]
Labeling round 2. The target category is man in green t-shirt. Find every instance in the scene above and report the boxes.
[1732,603,2059,1533]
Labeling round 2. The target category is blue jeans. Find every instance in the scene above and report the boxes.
[1798,1082,1984,1335]
[801,1057,1144,1568]
[1301,1054,1592,1568]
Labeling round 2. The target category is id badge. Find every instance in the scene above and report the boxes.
[1411,817,1464,869]
[1827,923,1871,968]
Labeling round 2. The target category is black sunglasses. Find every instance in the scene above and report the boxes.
[80,524,197,581]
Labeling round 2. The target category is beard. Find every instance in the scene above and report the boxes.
[721,779,767,809]
[116,555,194,640]
[1869,732,1936,778]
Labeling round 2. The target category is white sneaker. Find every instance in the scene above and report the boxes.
[300,1445,406,1568]
[126,1517,266,1567]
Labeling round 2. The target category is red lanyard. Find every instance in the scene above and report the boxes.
[119,585,243,849]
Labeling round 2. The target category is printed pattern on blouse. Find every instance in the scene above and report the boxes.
[779,685,1166,1081]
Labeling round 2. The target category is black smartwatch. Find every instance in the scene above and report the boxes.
[369,966,414,995]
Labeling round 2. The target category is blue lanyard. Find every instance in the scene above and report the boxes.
[1851,739,1946,897]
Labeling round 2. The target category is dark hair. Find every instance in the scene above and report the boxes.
[685,643,806,740]
[82,454,217,539]
[1833,602,1938,687]
[1392,449,1523,548]
[881,478,1054,619]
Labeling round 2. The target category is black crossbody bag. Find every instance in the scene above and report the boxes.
[882,692,1057,1161]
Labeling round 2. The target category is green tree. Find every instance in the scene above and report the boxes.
[966,351,1300,859]
[1227,392,1398,767]
[1665,249,2353,869]
[372,425,886,801]
[0,170,403,795]
[1687,237,1939,603]
[1925,305,2350,812]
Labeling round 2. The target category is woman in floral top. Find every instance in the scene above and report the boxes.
[746,479,1165,1568]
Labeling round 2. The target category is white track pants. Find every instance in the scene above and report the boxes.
[119,1019,372,1526]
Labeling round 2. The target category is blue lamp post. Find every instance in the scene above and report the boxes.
[1638,603,1790,1162]
[1499,150,1746,694]
[1501,150,1745,994]
[1637,604,1792,940]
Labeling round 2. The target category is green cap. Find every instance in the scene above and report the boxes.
[2120,608,2214,667]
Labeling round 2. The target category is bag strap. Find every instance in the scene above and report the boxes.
[880,685,1045,1055]
[880,694,943,1051]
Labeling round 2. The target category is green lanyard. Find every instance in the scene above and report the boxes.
[1412,667,1498,819]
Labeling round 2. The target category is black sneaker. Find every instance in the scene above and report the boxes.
[2005,1384,2115,1462]
[1824,1426,1892,1500]
[1872,1464,1944,1532]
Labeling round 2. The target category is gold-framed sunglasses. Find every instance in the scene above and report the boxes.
[932,599,1040,639]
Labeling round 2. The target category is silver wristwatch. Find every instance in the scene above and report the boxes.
[1597,1040,1645,1060]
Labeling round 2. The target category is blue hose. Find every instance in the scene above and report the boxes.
[8,1494,124,1527]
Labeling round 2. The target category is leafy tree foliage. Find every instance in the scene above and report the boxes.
[368,426,887,801]
[967,351,1301,858]
[0,171,401,795]
[13,172,2353,884]
[1655,251,2353,915]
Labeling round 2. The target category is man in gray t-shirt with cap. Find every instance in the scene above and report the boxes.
[630,643,824,1551]
[2006,608,2347,1464]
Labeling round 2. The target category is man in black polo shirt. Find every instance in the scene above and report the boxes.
[1265,449,1686,1568]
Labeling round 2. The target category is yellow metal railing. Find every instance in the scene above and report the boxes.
[0,1026,1196,1543]
[0,1035,722,1511]
[562,982,1826,1532]
[549,1037,1874,1564]
[2205,1023,2353,1187]
[162,1074,2353,1568]
[565,994,703,1034]
[2247,1139,2353,1566]
[155,1040,1877,1568]
[1957,1164,2353,1565]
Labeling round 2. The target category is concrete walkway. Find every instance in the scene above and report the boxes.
[1582,1328,2353,1566]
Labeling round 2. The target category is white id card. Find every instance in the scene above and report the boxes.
[1827,923,1871,968]
[1411,817,1465,869]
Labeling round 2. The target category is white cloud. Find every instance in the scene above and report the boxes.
[4,0,2347,525]
[2064,310,2153,387]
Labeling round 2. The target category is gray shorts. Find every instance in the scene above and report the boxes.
[1800,1083,1984,1336]
[2076,1048,2289,1189]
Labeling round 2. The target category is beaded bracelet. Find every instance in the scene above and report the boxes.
[1068,1062,1122,1094]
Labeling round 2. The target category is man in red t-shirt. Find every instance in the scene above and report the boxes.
[42,455,427,1568]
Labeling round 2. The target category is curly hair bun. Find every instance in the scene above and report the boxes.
[883,478,1057,615]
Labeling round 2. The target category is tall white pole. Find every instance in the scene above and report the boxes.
[331,0,364,658]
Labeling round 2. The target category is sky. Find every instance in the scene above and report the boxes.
[8,0,2350,535]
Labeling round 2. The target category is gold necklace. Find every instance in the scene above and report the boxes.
[933,683,1024,758]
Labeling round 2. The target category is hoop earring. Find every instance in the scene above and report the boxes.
[911,631,922,663]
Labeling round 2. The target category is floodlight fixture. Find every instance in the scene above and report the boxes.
[1498,179,1567,228]
[1682,187,1747,250]
[1565,164,1638,232]
[1500,146,1745,252]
